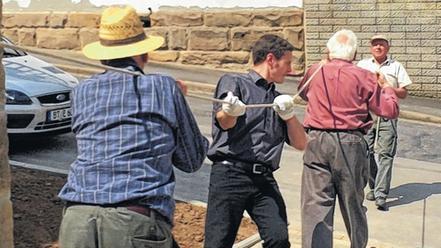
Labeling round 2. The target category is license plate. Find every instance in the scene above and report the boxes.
[48,108,71,121]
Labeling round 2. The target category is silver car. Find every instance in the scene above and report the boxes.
[2,37,78,134]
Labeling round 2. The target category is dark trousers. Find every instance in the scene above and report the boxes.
[301,130,369,248]
[365,118,398,198]
[204,161,290,248]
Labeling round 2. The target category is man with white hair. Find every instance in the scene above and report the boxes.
[298,29,399,248]
[357,35,412,210]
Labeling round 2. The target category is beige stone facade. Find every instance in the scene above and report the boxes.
[304,0,441,99]
[1,8,305,74]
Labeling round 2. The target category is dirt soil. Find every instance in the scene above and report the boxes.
[11,166,257,248]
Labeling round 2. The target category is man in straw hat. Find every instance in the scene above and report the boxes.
[58,5,208,248]
[204,34,307,248]
[298,29,399,248]
[357,34,412,210]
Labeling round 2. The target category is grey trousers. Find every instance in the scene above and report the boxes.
[365,118,398,198]
[59,204,178,248]
[301,130,369,248]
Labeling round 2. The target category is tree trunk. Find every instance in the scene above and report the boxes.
[0,1,15,246]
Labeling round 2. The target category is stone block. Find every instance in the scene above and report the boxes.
[362,25,390,32]
[79,28,98,48]
[149,51,179,62]
[180,51,249,65]
[420,54,441,61]
[284,27,304,50]
[421,25,439,32]
[18,28,36,46]
[422,69,441,76]
[169,28,187,50]
[332,11,361,18]
[306,25,333,32]
[252,8,303,27]
[219,52,250,64]
[377,17,406,25]
[291,51,305,74]
[49,12,67,27]
[305,11,332,18]
[66,13,100,28]
[188,28,228,51]
[406,47,436,54]
[2,12,48,28]
[292,51,305,65]
[1,29,18,43]
[36,28,80,50]
[412,76,437,84]
[145,27,168,49]
[204,11,252,27]
[231,27,283,51]
[151,11,203,27]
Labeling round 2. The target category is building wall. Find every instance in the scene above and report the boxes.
[304,0,441,99]
[1,7,306,74]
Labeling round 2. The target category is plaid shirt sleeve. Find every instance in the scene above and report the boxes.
[172,83,209,173]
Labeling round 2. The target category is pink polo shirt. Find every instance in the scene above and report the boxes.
[299,59,399,132]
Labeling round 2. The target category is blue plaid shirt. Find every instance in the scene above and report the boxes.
[58,60,209,223]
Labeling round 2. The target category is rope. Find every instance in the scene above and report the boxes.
[0,41,323,108]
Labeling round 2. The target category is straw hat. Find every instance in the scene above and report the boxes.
[82,5,164,60]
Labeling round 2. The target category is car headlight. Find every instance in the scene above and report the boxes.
[5,90,32,105]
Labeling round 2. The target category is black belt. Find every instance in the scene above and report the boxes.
[219,160,270,175]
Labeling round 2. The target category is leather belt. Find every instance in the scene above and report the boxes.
[220,160,270,175]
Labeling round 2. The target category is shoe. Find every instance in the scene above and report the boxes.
[366,191,375,201]
[375,197,387,210]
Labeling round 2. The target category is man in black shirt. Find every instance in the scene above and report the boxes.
[204,35,307,248]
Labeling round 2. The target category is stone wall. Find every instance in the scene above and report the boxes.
[304,0,441,99]
[1,7,305,74]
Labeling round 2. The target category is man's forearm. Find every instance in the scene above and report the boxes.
[216,110,238,130]
[394,87,408,99]
[286,116,307,151]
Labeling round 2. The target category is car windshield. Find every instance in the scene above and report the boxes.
[2,36,27,58]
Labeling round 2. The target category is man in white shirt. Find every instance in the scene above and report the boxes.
[357,34,412,210]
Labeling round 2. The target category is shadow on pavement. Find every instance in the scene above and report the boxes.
[387,182,441,208]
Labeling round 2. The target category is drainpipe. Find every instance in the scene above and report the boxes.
[0,1,15,247]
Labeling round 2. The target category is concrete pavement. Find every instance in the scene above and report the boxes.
[25,48,441,247]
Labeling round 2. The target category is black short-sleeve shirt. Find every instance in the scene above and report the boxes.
[207,70,289,171]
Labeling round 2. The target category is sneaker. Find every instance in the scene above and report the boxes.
[375,197,387,210]
[366,191,375,201]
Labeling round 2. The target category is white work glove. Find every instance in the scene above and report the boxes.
[273,95,296,121]
[222,91,246,117]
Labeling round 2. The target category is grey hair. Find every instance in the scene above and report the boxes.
[326,29,358,61]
